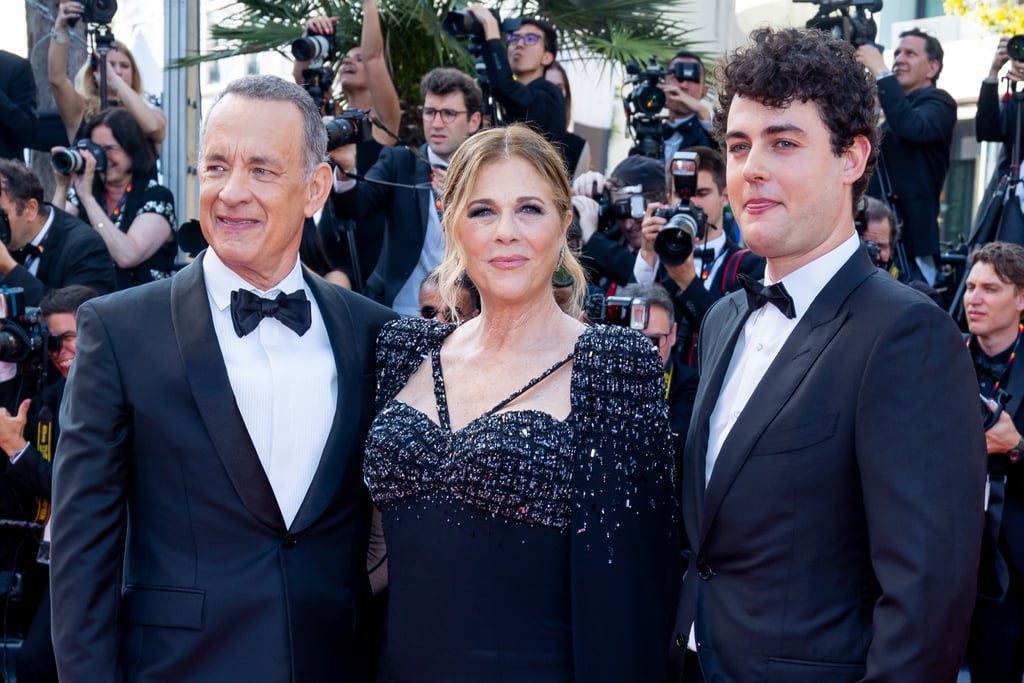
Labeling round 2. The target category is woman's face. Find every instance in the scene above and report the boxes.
[90,124,131,185]
[98,48,134,93]
[544,67,567,98]
[338,48,366,92]
[456,156,569,310]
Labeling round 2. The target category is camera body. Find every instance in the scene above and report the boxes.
[0,289,46,368]
[325,110,373,151]
[652,151,706,265]
[291,24,339,63]
[66,0,117,27]
[442,8,514,43]
[797,0,882,47]
[1008,35,1024,62]
[622,58,703,159]
[51,139,108,176]
[586,294,649,329]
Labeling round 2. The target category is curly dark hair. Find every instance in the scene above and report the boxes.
[712,27,879,201]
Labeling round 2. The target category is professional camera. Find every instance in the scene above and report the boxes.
[442,8,511,43]
[596,186,647,231]
[325,110,373,151]
[622,57,702,159]
[1008,35,1024,62]
[652,151,706,265]
[0,289,46,367]
[66,0,117,27]
[588,295,650,329]
[291,23,339,63]
[51,139,108,176]
[796,0,882,47]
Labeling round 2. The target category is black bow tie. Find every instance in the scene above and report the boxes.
[230,288,311,337]
[693,247,715,262]
[10,244,41,265]
[737,273,796,319]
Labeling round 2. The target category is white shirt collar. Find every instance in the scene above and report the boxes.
[700,232,726,254]
[766,231,859,320]
[31,210,54,248]
[202,248,307,312]
[427,147,448,168]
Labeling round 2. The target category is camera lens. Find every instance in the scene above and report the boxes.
[51,149,85,176]
[291,35,331,62]
[1009,35,1024,62]
[633,85,665,115]
[654,213,698,266]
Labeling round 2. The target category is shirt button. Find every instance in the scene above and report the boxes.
[675,633,685,648]
[755,342,764,351]
[697,564,714,580]
[283,535,298,549]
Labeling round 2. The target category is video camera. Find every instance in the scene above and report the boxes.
[51,139,108,176]
[652,151,706,265]
[66,0,117,27]
[325,110,373,151]
[623,56,702,159]
[796,0,882,48]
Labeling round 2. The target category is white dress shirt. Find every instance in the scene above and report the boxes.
[203,249,337,527]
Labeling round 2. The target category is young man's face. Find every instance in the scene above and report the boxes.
[507,24,553,80]
[964,261,1024,344]
[724,95,869,279]
[892,35,939,94]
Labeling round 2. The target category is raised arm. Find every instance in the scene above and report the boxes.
[360,0,401,146]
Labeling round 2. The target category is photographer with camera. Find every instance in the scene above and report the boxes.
[961,241,1024,683]
[50,107,175,291]
[571,155,668,290]
[49,1,166,152]
[464,6,567,150]
[635,146,764,366]
[660,51,714,162]
[976,36,1024,210]
[855,29,955,285]
[331,68,482,316]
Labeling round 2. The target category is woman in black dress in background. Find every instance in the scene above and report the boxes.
[364,125,680,682]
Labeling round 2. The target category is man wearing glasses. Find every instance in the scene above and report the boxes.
[331,68,482,316]
[465,6,567,157]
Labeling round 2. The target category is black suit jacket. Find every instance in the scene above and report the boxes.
[2,207,115,305]
[332,145,432,308]
[50,253,396,682]
[868,78,956,259]
[672,247,985,682]
[0,50,36,161]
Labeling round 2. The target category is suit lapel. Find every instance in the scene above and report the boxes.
[289,272,362,533]
[35,213,66,285]
[170,253,285,531]
[697,248,876,547]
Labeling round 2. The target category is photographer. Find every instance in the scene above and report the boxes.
[635,147,764,366]
[963,241,1024,683]
[465,6,567,150]
[51,107,175,291]
[976,36,1024,205]
[660,51,714,162]
[855,29,955,285]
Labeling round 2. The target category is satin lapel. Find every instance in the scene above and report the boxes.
[416,145,432,231]
[697,248,876,547]
[289,272,362,533]
[170,253,285,531]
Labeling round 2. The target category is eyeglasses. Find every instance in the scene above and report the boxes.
[645,333,669,350]
[506,33,543,46]
[419,305,459,323]
[422,107,468,124]
[99,143,122,154]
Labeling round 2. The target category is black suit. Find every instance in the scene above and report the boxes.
[868,77,956,260]
[50,254,396,682]
[3,207,115,305]
[332,145,432,308]
[671,246,985,682]
[0,51,36,161]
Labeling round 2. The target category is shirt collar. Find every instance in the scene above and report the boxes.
[31,210,54,248]
[203,248,306,312]
[766,232,859,320]
[700,232,726,254]
[426,147,448,168]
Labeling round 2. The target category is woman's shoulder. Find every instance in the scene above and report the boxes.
[374,317,454,403]
[573,324,661,375]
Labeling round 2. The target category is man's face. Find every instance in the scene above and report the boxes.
[664,57,707,116]
[507,24,553,79]
[0,179,36,249]
[862,217,892,265]
[725,95,869,279]
[689,169,727,244]
[611,186,645,250]
[45,312,77,378]
[423,91,481,162]
[964,262,1024,343]
[643,304,676,367]
[892,35,939,94]
[199,94,331,289]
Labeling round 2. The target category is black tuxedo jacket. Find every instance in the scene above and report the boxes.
[672,247,985,682]
[868,78,956,260]
[50,253,396,682]
[0,50,36,161]
[332,145,432,308]
[3,206,115,304]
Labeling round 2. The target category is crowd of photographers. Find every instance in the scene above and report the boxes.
[4,0,1024,679]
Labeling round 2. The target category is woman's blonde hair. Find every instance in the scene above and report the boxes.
[75,41,144,122]
[437,125,587,319]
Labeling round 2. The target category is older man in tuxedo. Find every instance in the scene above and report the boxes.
[50,74,396,682]
[669,28,985,682]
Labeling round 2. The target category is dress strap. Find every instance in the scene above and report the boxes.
[486,353,574,417]
[430,344,452,431]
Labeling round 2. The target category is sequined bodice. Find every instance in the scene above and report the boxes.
[365,330,574,528]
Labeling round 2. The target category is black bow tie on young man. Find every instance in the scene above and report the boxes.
[737,273,796,319]
[230,288,311,337]
[10,244,41,265]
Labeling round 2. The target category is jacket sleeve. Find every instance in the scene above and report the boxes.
[877,77,956,146]
[331,148,402,221]
[0,55,37,140]
[581,232,638,286]
[976,79,1004,143]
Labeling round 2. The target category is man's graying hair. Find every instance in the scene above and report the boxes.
[202,75,327,180]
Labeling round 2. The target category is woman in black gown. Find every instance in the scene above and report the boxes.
[364,124,681,682]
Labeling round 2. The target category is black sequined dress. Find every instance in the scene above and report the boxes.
[365,317,681,683]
